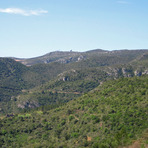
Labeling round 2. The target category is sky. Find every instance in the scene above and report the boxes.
[0,0,148,58]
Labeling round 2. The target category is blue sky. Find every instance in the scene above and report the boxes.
[0,0,148,58]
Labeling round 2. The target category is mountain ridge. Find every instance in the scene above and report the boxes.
[11,49,148,66]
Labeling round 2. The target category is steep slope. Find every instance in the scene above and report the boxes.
[0,76,148,147]
[0,58,42,113]
[0,58,68,114]
[29,62,68,83]
[14,68,108,111]
[0,58,29,112]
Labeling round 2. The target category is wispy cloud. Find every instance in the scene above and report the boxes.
[0,8,48,16]
[117,1,130,4]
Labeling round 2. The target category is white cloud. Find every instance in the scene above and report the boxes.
[117,1,130,4]
[0,8,48,16]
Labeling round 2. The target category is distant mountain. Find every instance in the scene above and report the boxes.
[13,49,148,66]
[13,51,85,66]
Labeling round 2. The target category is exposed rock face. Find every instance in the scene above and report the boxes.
[142,70,148,75]
[77,55,84,61]
[134,70,142,76]
[16,51,86,66]
[105,67,147,78]
[62,77,69,81]
[57,57,73,64]
[17,100,39,109]
[122,68,126,75]
[58,69,77,81]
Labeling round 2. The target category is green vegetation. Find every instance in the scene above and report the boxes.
[0,76,148,147]
[0,49,148,147]
[16,49,148,67]
[14,68,108,112]
[0,58,70,114]
[1,49,148,114]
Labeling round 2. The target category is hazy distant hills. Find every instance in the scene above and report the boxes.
[12,49,148,66]
[13,50,86,66]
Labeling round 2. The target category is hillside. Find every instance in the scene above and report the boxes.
[14,52,148,112]
[13,51,85,66]
[0,75,148,147]
[0,58,68,114]
[0,58,30,113]
[1,49,148,114]
[14,68,107,111]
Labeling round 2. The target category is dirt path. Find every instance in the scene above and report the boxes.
[48,89,81,95]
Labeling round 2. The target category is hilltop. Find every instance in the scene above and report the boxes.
[12,49,148,66]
